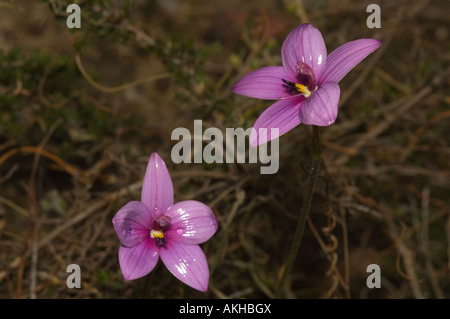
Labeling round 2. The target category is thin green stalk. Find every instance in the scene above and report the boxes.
[274,126,322,298]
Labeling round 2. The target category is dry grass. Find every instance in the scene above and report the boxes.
[0,0,449,299]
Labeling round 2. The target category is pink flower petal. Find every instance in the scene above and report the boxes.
[112,201,152,248]
[119,240,159,281]
[165,200,218,245]
[282,23,327,82]
[232,66,292,100]
[141,153,174,214]
[318,39,382,85]
[250,96,305,147]
[299,82,340,126]
[160,243,209,292]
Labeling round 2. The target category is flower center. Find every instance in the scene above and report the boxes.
[282,79,313,97]
[282,61,316,98]
[150,214,171,247]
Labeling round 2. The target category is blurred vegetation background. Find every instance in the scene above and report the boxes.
[0,0,449,299]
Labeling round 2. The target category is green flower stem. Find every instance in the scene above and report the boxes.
[275,125,322,298]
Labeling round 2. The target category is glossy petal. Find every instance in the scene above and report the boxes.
[112,201,151,248]
[299,82,340,126]
[282,23,327,82]
[141,152,174,214]
[160,243,209,292]
[250,96,305,147]
[165,200,218,245]
[231,66,291,100]
[318,39,382,85]
[119,240,159,281]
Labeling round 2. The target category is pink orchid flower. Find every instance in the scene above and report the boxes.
[232,23,382,146]
[112,153,218,292]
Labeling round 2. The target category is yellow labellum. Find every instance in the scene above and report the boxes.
[150,229,164,239]
[294,83,312,97]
